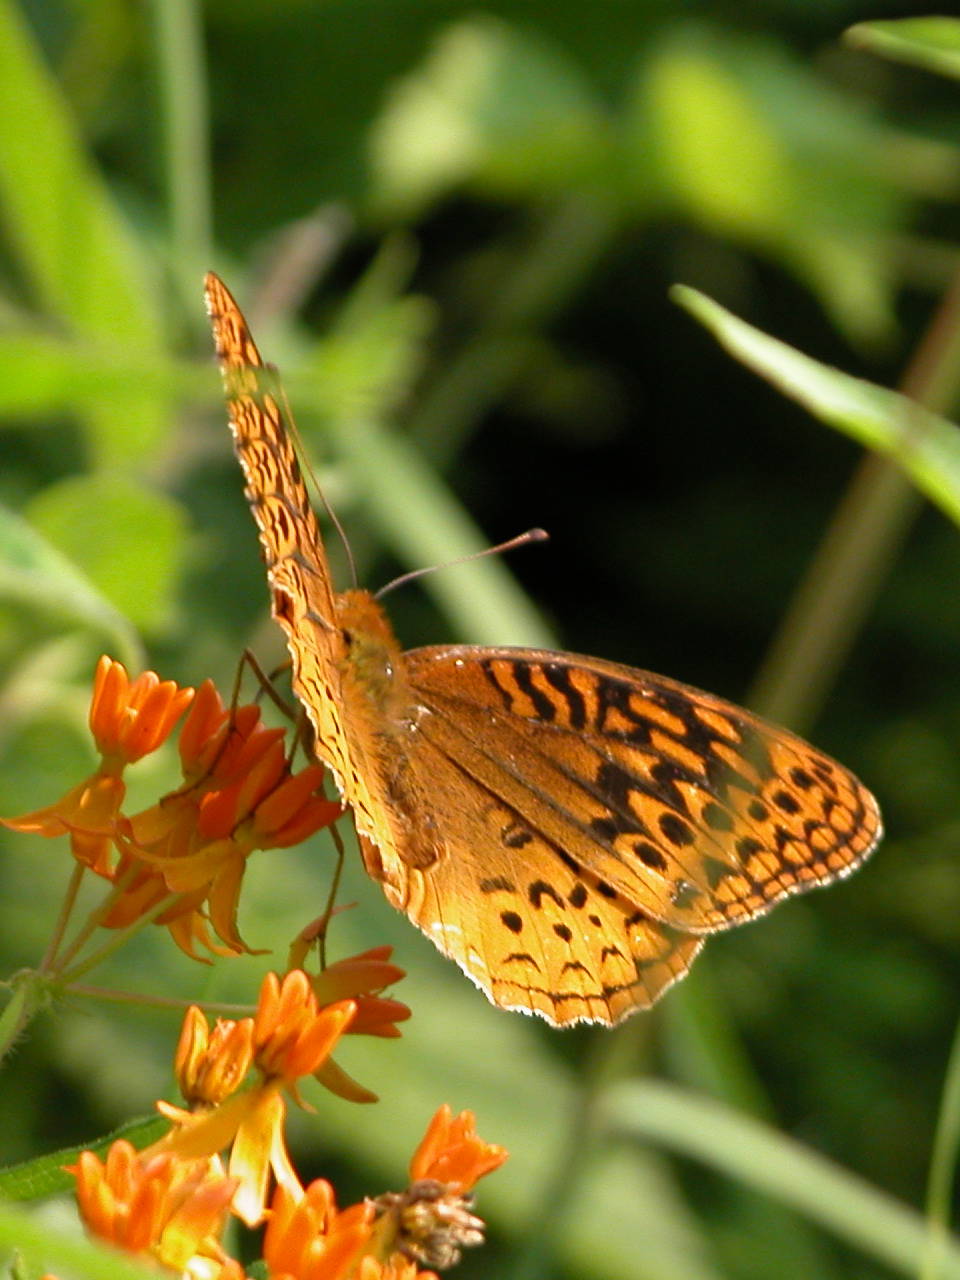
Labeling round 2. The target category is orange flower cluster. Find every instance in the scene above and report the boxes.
[3,657,341,958]
[4,657,506,1278]
[58,970,506,1279]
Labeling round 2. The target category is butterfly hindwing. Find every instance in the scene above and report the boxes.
[402,646,881,935]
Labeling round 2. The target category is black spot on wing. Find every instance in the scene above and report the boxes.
[529,880,564,909]
[480,877,515,894]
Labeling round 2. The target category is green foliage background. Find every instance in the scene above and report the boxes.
[1,2,960,1277]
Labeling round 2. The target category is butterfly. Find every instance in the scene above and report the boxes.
[205,272,882,1027]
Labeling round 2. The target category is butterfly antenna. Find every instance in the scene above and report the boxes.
[375,527,549,599]
[272,368,360,589]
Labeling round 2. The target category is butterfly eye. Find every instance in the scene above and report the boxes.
[341,628,353,648]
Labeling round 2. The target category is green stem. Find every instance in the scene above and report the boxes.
[64,983,252,1017]
[0,978,36,1062]
[150,0,212,313]
[52,861,142,972]
[922,1013,960,1280]
[39,861,84,972]
[749,266,960,732]
[59,890,184,983]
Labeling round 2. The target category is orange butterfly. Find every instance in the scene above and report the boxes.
[205,273,882,1027]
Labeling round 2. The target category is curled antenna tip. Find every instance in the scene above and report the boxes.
[376,525,551,599]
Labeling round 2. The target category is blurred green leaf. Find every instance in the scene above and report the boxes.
[26,476,189,635]
[605,1079,960,1277]
[0,502,140,667]
[368,16,610,215]
[638,32,918,346]
[644,43,793,244]
[847,19,960,80]
[0,333,193,418]
[674,285,960,526]
[0,0,168,465]
[0,1199,156,1279]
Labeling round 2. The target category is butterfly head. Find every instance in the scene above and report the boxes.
[336,590,405,705]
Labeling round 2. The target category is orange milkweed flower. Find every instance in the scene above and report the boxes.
[293,944,411,1105]
[67,1139,237,1272]
[261,1183,442,1280]
[309,946,411,1039]
[3,658,341,960]
[253,970,355,1086]
[409,1105,508,1193]
[89,656,195,769]
[117,700,340,955]
[369,1107,507,1271]
[175,1005,256,1108]
[149,971,357,1228]
[355,1260,439,1280]
[1,658,193,872]
[177,679,261,780]
[261,1180,379,1280]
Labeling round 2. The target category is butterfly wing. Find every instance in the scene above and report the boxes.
[204,273,356,793]
[206,273,424,862]
[356,763,703,1026]
[364,644,880,1024]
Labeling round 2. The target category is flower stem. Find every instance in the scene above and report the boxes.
[39,861,85,972]
[52,861,142,972]
[0,978,35,1062]
[59,890,184,983]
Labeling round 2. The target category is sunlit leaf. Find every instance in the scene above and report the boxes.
[26,475,189,635]
[0,502,140,667]
[643,43,793,242]
[369,16,609,214]
[673,285,960,526]
[0,0,168,464]
[847,18,960,80]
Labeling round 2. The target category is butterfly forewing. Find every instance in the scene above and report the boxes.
[206,271,883,1028]
[205,273,387,847]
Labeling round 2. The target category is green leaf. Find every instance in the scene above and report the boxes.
[847,19,960,80]
[0,0,168,465]
[604,1080,960,1278]
[369,16,609,215]
[0,502,141,667]
[673,285,960,527]
[0,1115,168,1201]
[0,332,190,419]
[644,44,793,243]
[26,476,189,635]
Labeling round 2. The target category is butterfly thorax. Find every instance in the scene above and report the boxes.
[333,588,445,877]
